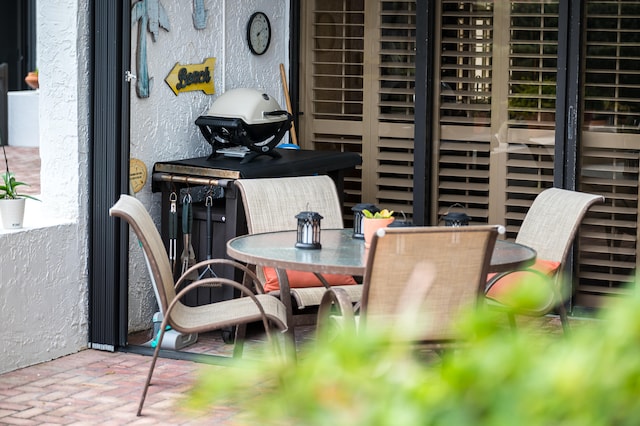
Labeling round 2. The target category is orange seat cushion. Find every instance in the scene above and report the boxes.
[486,258,561,301]
[262,267,358,293]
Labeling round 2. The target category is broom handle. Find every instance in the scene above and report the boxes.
[279,63,298,146]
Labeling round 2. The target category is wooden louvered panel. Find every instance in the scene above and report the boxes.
[439,165,491,179]
[307,3,419,214]
[311,2,365,122]
[500,1,558,240]
[577,144,639,306]
[311,119,364,136]
[302,1,417,215]
[373,1,416,217]
[439,181,491,192]
[313,132,363,222]
[583,1,640,131]
[379,0,416,125]
[576,1,640,307]
[504,139,555,193]
[507,1,559,128]
[376,134,415,215]
[435,1,493,224]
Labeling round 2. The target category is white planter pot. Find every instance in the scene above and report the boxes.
[0,198,26,229]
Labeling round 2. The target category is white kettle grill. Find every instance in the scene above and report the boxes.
[195,88,293,163]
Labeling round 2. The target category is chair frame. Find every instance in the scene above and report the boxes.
[485,187,604,332]
[318,225,500,346]
[109,194,288,416]
[234,175,362,333]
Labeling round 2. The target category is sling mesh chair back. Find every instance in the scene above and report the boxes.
[109,194,287,416]
[235,175,362,329]
[318,226,499,345]
[485,187,604,331]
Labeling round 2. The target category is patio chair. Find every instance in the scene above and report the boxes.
[109,194,288,416]
[484,187,604,332]
[234,175,362,330]
[317,225,500,345]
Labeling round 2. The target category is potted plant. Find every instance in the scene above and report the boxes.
[0,144,39,229]
[362,208,395,248]
[25,68,39,89]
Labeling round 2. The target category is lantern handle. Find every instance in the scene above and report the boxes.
[445,203,465,213]
[440,203,470,226]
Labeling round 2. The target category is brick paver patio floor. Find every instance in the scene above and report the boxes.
[0,348,239,425]
[0,316,583,425]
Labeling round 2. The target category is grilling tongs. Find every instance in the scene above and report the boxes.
[168,190,178,274]
[180,192,198,280]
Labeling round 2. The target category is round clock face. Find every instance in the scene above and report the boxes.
[247,12,271,55]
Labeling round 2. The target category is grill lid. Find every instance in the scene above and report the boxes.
[195,88,292,163]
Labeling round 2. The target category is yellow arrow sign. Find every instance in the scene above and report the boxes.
[165,57,216,95]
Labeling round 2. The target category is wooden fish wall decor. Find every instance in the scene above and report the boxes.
[192,0,208,30]
[131,0,171,98]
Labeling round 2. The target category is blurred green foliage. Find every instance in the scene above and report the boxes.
[187,287,640,425]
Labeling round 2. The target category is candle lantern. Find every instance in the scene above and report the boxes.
[389,211,413,228]
[295,211,323,249]
[351,203,379,239]
[443,203,470,227]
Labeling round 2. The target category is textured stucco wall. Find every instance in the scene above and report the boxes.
[0,0,90,374]
[128,0,290,331]
[0,224,88,374]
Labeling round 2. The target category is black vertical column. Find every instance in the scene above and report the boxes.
[555,0,583,191]
[554,0,584,312]
[413,0,435,226]
[89,0,130,350]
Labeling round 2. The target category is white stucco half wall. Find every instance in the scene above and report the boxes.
[0,0,90,374]
[0,224,88,374]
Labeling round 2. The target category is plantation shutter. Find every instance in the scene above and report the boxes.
[300,0,416,219]
[300,0,640,309]
[500,2,559,237]
[434,1,494,225]
[375,1,416,216]
[434,1,559,230]
[576,1,640,306]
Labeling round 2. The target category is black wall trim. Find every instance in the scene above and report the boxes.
[289,0,301,137]
[413,0,434,226]
[555,0,582,190]
[89,0,130,350]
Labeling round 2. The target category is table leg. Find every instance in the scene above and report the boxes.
[275,268,296,358]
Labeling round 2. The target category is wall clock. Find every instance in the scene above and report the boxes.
[247,11,271,55]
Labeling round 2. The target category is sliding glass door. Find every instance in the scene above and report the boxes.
[299,0,640,308]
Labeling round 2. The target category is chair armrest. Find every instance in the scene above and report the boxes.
[484,268,550,294]
[169,277,287,336]
[484,268,558,316]
[175,258,266,294]
[316,287,356,338]
[484,270,513,293]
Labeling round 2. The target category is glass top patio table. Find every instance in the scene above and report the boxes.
[227,228,536,275]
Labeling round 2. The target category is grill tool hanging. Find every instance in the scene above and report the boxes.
[147,189,198,351]
[197,188,218,280]
[168,190,178,274]
[180,192,198,281]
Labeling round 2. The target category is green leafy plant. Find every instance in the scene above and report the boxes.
[186,279,640,425]
[1,144,39,200]
[362,208,394,219]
